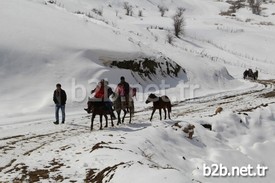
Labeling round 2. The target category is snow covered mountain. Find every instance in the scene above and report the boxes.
[0,0,275,182]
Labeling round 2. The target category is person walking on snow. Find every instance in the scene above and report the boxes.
[53,83,67,125]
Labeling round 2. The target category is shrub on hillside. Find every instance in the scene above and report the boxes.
[173,12,185,38]
[167,33,175,44]
[158,5,168,17]
[138,10,143,17]
[123,2,133,16]
[92,8,103,16]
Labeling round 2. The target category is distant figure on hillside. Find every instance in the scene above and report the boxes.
[53,83,67,125]
[243,69,249,79]
[254,70,258,80]
[243,69,258,80]
[248,69,253,77]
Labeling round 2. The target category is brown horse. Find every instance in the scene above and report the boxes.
[112,93,134,125]
[145,93,172,121]
[88,101,114,131]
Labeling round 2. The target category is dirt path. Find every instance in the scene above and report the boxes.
[172,80,275,118]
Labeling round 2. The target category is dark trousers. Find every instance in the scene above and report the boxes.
[55,104,65,122]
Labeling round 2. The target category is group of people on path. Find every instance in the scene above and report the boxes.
[53,76,131,125]
[243,69,258,80]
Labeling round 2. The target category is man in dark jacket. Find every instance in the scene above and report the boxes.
[118,76,130,96]
[117,76,130,111]
[53,83,67,124]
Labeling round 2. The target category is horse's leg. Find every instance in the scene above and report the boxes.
[159,109,162,120]
[168,109,171,119]
[129,107,132,124]
[91,113,96,131]
[117,111,121,125]
[104,114,108,128]
[150,108,156,121]
[99,115,103,130]
[110,114,114,127]
[164,108,167,120]
[122,109,127,123]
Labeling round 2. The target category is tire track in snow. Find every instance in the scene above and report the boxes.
[173,80,275,118]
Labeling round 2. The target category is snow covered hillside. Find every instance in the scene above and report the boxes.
[1,0,275,122]
[0,0,275,182]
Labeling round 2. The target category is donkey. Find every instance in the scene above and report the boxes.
[145,93,172,121]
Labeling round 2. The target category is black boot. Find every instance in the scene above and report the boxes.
[53,121,59,125]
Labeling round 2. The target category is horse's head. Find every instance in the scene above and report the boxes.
[145,93,157,104]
